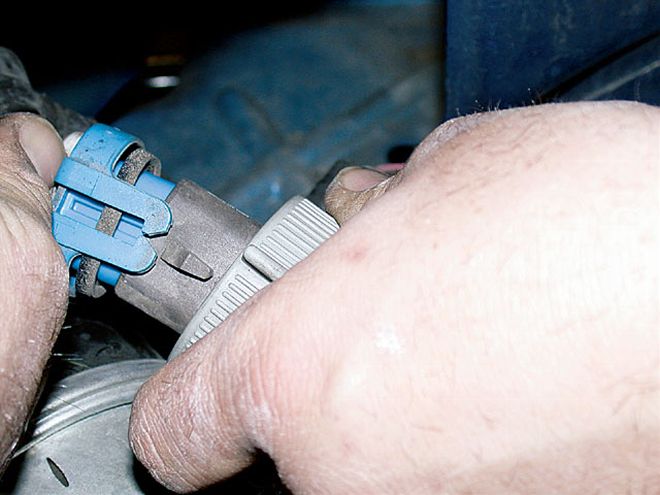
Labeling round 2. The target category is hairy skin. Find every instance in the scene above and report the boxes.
[0,114,67,472]
[130,101,659,494]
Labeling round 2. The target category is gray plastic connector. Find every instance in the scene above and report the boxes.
[170,196,339,358]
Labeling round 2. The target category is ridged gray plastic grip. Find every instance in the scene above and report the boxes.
[170,196,339,358]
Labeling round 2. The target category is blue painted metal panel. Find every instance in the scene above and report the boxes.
[42,2,658,228]
[445,1,660,118]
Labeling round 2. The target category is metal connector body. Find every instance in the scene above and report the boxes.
[115,180,260,332]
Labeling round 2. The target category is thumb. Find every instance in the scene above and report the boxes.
[0,113,68,469]
[0,112,65,187]
[324,165,401,224]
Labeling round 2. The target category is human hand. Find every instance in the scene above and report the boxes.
[130,102,659,494]
[0,113,68,471]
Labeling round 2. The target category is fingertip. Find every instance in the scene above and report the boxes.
[324,166,392,224]
[329,166,389,192]
[17,114,65,187]
[0,112,65,186]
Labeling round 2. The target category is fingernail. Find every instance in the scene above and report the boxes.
[373,162,406,174]
[18,115,65,186]
[334,166,389,192]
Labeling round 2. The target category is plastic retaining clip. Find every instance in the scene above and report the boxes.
[51,124,174,296]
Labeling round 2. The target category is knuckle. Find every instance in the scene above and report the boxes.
[130,358,232,493]
[128,386,153,462]
[129,385,165,471]
[129,382,193,492]
[219,292,304,452]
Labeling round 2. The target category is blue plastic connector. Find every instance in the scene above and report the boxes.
[51,124,175,295]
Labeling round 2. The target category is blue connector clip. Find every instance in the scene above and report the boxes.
[52,124,175,296]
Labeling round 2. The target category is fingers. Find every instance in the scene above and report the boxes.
[1,112,65,187]
[323,108,506,225]
[324,166,397,224]
[0,113,68,470]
